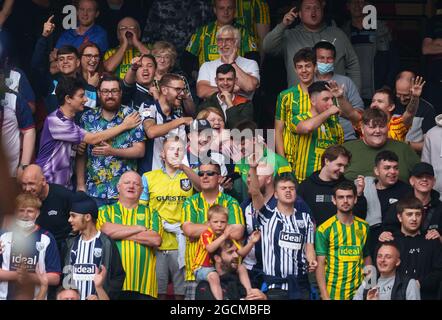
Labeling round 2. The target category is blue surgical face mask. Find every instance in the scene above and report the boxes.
[317,62,334,75]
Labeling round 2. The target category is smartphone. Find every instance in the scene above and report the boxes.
[153,79,160,91]
[225,172,241,181]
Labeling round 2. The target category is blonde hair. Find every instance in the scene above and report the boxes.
[208,204,229,220]
[152,41,177,67]
[16,193,42,210]
[197,107,226,124]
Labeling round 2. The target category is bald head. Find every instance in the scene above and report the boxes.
[395,71,415,105]
[21,165,48,200]
[117,17,141,42]
[117,171,142,202]
[23,164,44,179]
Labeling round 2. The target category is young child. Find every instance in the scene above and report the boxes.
[192,204,260,300]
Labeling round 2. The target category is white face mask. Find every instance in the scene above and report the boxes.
[15,219,35,231]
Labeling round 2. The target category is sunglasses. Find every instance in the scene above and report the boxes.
[198,170,219,177]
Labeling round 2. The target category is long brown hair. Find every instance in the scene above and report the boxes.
[78,41,104,76]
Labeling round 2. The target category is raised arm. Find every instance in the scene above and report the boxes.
[326,81,361,124]
[262,7,298,56]
[248,155,266,210]
[103,39,128,73]
[143,117,192,139]
[237,230,260,257]
[123,56,142,86]
[83,112,141,145]
[292,105,339,134]
[402,76,425,127]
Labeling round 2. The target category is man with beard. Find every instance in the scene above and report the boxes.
[139,73,193,173]
[122,54,157,110]
[195,239,267,300]
[0,193,61,300]
[76,74,145,208]
[343,108,420,182]
[20,165,73,255]
[394,70,436,153]
[298,145,367,227]
[316,181,372,300]
[36,77,141,189]
[198,63,254,129]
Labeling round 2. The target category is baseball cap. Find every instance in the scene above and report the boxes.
[189,119,212,132]
[410,162,434,177]
[70,191,98,220]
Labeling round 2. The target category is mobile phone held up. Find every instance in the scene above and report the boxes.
[225,172,241,181]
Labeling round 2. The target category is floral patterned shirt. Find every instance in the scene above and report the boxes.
[80,106,145,199]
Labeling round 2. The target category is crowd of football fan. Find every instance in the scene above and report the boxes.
[0,0,441,300]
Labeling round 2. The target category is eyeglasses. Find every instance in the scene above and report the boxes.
[82,54,100,60]
[119,26,137,31]
[165,85,187,94]
[216,37,235,44]
[197,170,219,177]
[154,54,172,61]
[100,89,121,96]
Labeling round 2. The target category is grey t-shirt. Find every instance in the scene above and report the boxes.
[353,275,421,300]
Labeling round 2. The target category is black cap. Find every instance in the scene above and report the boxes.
[411,162,434,177]
[189,119,212,132]
[70,191,98,220]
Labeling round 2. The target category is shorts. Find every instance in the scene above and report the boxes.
[194,266,216,282]
[156,250,185,295]
[184,281,198,300]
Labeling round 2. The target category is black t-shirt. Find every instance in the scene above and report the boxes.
[37,183,73,248]
[377,180,412,220]
[394,233,442,299]
[383,190,442,234]
[195,273,246,300]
